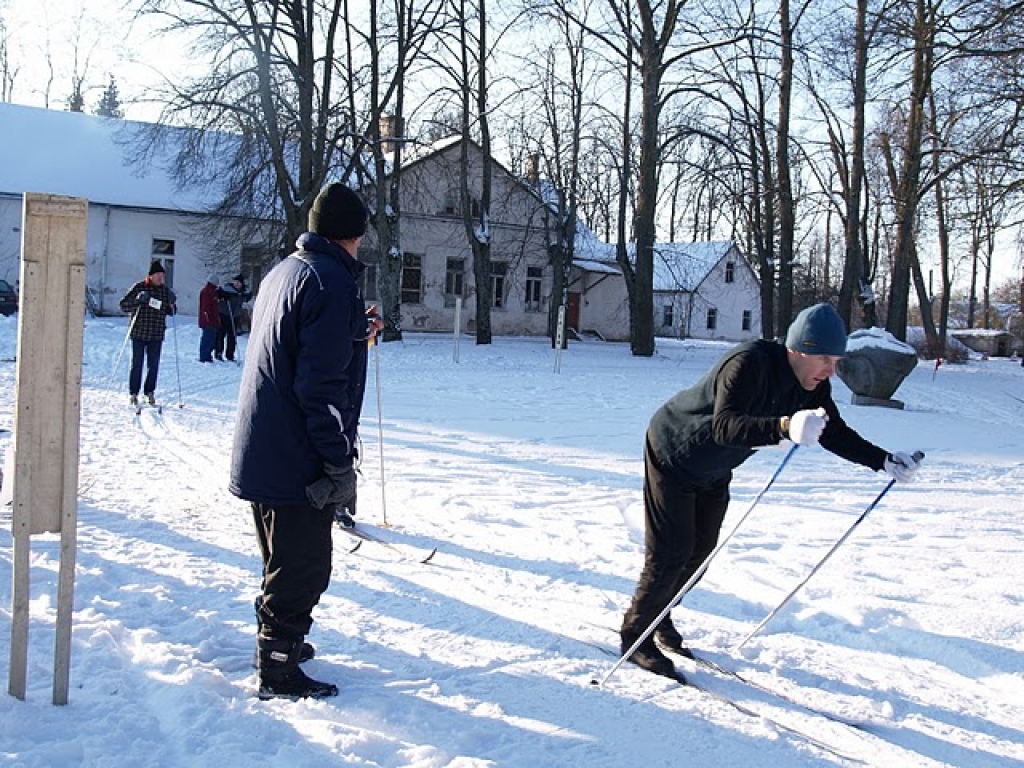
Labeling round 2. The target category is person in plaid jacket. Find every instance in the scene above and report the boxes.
[119,260,177,406]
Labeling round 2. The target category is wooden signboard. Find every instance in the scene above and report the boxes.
[8,193,87,705]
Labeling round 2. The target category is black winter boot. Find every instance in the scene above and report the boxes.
[257,636,338,701]
[654,619,694,659]
[620,632,681,681]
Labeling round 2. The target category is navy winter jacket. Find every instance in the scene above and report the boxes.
[229,233,369,505]
[647,339,888,486]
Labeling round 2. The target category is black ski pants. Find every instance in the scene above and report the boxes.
[621,433,730,641]
[215,313,237,360]
[252,501,334,642]
[129,339,163,397]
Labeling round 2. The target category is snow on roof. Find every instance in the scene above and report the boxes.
[0,102,223,212]
[950,328,1016,338]
[652,241,734,291]
[574,258,621,275]
[847,327,917,355]
[572,230,741,290]
[574,225,616,261]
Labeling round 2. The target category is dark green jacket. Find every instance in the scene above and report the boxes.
[647,339,887,486]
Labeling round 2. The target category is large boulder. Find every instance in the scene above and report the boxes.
[836,328,918,403]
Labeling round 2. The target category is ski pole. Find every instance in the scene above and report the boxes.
[372,336,388,527]
[227,301,241,364]
[593,443,799,688]
[110,309,140,384]
[736,450,925,650]
[170,311,183,408]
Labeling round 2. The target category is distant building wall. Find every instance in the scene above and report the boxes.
[1,194,253,318]
[574,268,630,341]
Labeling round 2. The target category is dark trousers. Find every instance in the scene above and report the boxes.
[199,327,217,362]
[621,434,730,640]
[215,313,236,360]
[252,501,334,642]
[129,339,163,397]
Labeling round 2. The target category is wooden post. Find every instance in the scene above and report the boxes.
[8,193,87,705]
[553,305,567,373]
[453,297,462,363]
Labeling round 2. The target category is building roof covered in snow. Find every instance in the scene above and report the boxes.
[652,241,736,292]
[0,102,225,213]
[572,229,743,291]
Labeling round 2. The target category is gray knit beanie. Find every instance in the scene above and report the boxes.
[785,303,848,356]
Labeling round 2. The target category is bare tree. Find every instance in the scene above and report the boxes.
[135,0,371,262]
[366,0,446,342]
[0,8,17,102]
[880,0,1024,340]
[519,0,595,347]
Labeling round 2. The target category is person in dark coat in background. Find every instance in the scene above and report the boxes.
[620,303,924,681]
[215,274,251,361]
[198,275,220,363]
[119,260,177,406]
[230,182,383,700]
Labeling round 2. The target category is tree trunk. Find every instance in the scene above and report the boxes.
[775,0,795,334]
[885,0,932,342]
[838,0,875,330]
[629,0,664,357]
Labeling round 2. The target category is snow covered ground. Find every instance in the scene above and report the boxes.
[0,313,1022,767]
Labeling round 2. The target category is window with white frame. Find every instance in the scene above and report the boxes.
[491,261,508,309]
[441,191,458,216]
[445,258,465,307]
[359,259,378,302]
[525,267,543,311]
[706,307,717,330]
[725,261,735,283]
[152,238,175,287]
[663,304,674,327]
[401,253,423,304]
[742,309,751,331]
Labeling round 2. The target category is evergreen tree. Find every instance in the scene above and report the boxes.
[68,80,85,112]
[95,75,123,118]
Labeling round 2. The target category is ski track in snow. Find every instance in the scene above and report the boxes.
[0,315,1022,767]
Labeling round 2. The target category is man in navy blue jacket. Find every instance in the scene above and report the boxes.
[230,183,382,700]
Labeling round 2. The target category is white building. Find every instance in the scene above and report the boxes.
[0,102,258,317]
[1,102,760,344]
[652,241,762,341]
[571,233,761,343]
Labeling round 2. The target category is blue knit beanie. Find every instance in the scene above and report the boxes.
[785,303,847,356]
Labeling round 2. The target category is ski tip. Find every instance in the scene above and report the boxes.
[347,539,363,554]
[420,547,438,564]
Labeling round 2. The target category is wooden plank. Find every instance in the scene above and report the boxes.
[8,506,30,700]
[54,263,86,705]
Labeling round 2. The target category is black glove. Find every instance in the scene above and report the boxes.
[138,290,150,305]
[305,463,356,510]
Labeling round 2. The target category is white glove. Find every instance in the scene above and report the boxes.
[884,451,922,482]
[788,407,828,446]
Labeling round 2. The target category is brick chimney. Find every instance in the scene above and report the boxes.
[379,114,404,155]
